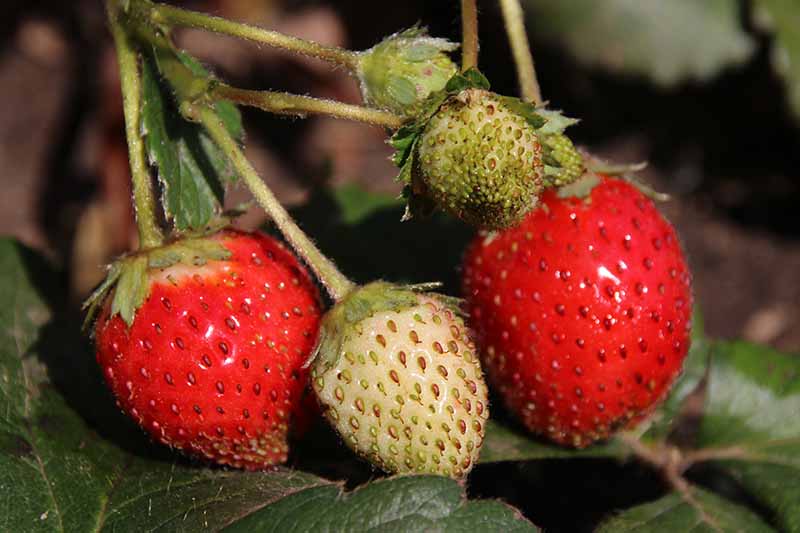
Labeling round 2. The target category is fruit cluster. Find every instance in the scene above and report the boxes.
[94,9,692,481]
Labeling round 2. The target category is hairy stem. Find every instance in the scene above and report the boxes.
[106,0,164,249]
[460,0,479,71]
[192,104,355,300]
[118,2,355,299]
[498,0,542,104]
[146,2,360,70]
[212,84,404,128]
[122,2,403,129]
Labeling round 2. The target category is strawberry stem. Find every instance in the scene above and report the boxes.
[115,9,375,300]
[211,84,404,129]
[147,1,361,71]
[191,103,356,301]
[498,0,542,105]
[460,0,479,71]
[106,0,164,250]
[123,1,404,129]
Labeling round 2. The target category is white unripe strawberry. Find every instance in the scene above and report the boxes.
[310,282,489,478]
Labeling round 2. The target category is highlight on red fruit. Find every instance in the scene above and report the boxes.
[94,230,321,470]
[462,175,692,447]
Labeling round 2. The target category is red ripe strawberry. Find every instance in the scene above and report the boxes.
[462,175,692,447]
[93,229,321,469]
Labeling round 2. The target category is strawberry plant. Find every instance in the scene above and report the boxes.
[1,0,798,531]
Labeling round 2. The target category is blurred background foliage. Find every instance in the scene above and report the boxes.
[1,0,798,351]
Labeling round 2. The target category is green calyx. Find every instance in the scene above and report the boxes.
[555,155,670,202]
[535,108,585,187]
[310,281,460,372]
[390,69,585,229]
[580,154,670,202]
[358,26,458,117]
[83,233,231,329]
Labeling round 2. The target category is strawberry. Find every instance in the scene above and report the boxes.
[391,69,584,230]
[310,282,489,478]
[91,229,321,470]
[461,175,692,447]
[414,88,544,229]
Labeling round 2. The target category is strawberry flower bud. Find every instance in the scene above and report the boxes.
[358,27,458,117]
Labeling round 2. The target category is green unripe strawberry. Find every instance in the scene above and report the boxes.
[358,27,458,117]
[542,132,584,187]
[310,282,489,478]
[413,88,544,229]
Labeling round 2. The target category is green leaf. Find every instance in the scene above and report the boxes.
[692,340,800,532]
[224,475,538,532]
[175,52,244,142]
[526,0,755,86]
[697,341,799,449]
[480,421,625,463]
[0,240,52,422]
[332,183,402,225]
[597,487,773,532]
[141,52,241,232]
[754,0,800,119]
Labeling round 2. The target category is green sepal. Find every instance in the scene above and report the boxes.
[147,236,231,268]
[621,175,671,202]
[556,172,601,199]
[535,108,580,135]
[111,256,149,327]
[389,67,493,215]
[555,154,670,202]
[81,262,124,330]
[445,67,490,92]
[498,96,546,129]
[309,281,455,372]
[390,124,421,168]
[584,155,670,202]
[82,235,232,329]
[396,147,415,186]
[586,159,648,175]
